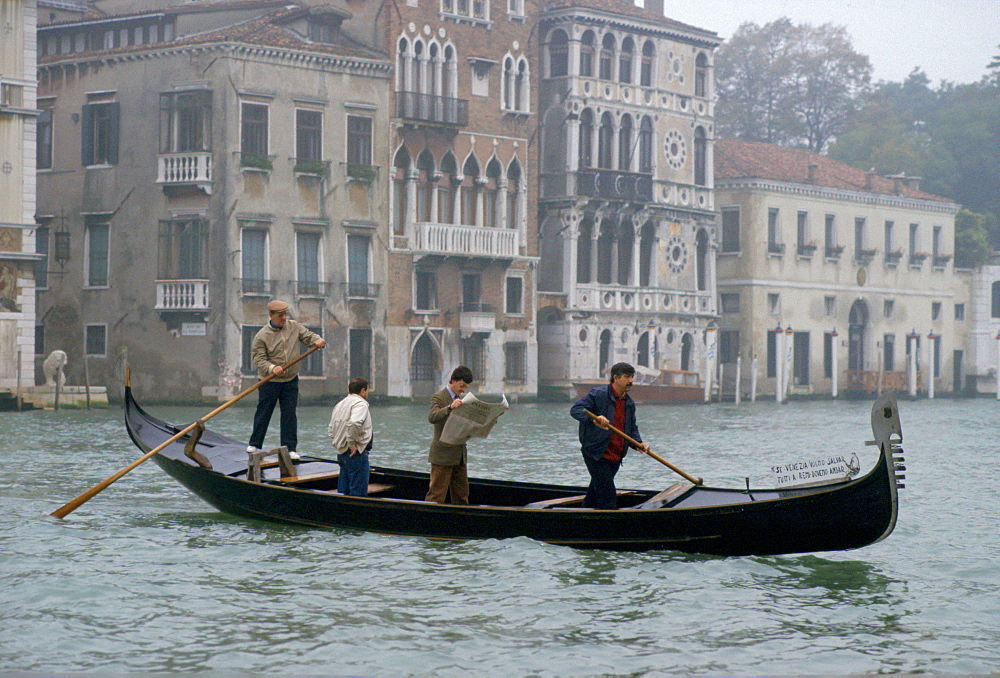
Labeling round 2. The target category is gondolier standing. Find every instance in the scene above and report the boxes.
[248,300,325,461]
[570,362,650,509]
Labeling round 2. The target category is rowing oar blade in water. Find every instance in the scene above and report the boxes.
[50,344,323,519]
[584,409,703,485]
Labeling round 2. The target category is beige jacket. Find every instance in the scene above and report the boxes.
[251,319,322,381]
[327,394,373,453]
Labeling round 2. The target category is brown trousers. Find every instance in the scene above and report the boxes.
[425,460,469,504]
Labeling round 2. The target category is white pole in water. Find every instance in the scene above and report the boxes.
[784,325,794,403]
[927,331,937,399]
[704,320,717,403]
[907,330,919,398]
[996,330,1000,400]
[750,355,758,402]
[830,328,839,398]
[774,324,783,403]
[735,354,742,404]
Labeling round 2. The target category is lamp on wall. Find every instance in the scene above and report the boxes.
[54,231,71,266]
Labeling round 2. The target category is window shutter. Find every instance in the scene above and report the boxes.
[107,102,120,165]
[81,104,93,165]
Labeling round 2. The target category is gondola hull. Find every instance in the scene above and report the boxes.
[126,386,904,556]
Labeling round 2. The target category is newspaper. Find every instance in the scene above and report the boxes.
[439,391,509,445]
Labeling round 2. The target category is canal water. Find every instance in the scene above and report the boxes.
[1,394,997,674]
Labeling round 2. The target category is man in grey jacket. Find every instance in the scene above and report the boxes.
[248,300,325,461]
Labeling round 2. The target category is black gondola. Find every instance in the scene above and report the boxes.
[125,382,905,556]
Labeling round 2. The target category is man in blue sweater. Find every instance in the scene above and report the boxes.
[570,362,650,509]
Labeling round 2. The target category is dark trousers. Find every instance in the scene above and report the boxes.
[337,451,370,497]
[249,377,299,452]
[582,454,621,509]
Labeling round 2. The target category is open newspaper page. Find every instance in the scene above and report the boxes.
[439,392,509,445]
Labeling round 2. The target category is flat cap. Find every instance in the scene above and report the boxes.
[266,300,289,313]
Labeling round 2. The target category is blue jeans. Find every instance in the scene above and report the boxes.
[249,377,299,453]
[337,451,370,496]
[582,454,621,509]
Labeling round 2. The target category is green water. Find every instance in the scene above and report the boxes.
[1,396,997,674]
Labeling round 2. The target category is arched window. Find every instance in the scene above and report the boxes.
[411,333,437,383]
[461,154,480,225]
[578,108,594,169]
[599,329,613,375]
[485,157,502,227]
[443,44,457,99]
[597,219,614,284]
[416,148,435,223]
[598,112,614,169]
[694,126,707,186]
[680,333,692,371]
[640,40,655,87]
[618,114,633,171]
[392,145,411,235]
[577,218,592,283]
[617,221,634,285]
[639,220,655,286]
[548,30,568,77]
[619,37,634,83]
[580,30,595,77]
[600,33,615,80]
[695,229,708,291]
[413,39,426,95]
[397,37,410,91]
[439,152,458,224]
[515,58,529,112]
[506,158,522,229]
[637,331,650,367]
[638,116,653,173]
[695,52,709,97]
[429,42,441,96]
[502,56,515,110]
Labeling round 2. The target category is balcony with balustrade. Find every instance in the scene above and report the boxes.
[155,280,209,311]
[576,168,653,202]
[412,222,519,259]
[459,302,495,333]
[396,91,468,126]
[156,152,213,194]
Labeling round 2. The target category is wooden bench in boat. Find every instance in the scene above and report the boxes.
[524,490,636,509]
[277,469,395,495]
[626,482,695,509]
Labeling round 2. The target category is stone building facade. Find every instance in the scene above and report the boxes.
[0,0,41,398]
[35,2,393,401]
[714,140,962,398]
[533,0,721,396]
[367,0,541,397]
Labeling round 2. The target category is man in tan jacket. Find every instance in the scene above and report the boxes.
[248,300,325,461]
[425,365,474,504]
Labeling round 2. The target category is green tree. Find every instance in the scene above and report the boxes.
[954,208,993,269]
[714,19,872,152]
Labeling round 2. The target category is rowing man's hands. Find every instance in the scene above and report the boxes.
[637,442,651,454]
[593,415,610,429]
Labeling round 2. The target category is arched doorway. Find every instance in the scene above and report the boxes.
[848,300,869,371]
[410,332,438,397]
[637,331,650,367]
[599,329,612,376]
[680,332,693,371]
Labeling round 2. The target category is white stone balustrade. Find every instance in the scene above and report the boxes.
[413,222,519,258]
[157,152,213,190]
[156,280,210,311]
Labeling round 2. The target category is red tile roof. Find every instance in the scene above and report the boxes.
[543,0,718,38]
[714,139,952,203]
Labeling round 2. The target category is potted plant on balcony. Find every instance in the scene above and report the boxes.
[825,243,845,258]
[294,159,328,178]
[346,163,377,183]
[240,153,273,171]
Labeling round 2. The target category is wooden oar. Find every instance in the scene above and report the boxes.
[50,345,322,519]
[584,409,703,485]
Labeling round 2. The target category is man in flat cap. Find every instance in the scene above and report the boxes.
[248,300,325,461]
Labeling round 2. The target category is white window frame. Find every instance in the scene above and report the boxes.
[85,323,108,357]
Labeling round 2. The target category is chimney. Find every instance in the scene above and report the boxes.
[865,169,876,190]
[903,176,922,191]
[886,173,905,195]
[643,0,664,16]
[806,163,818,183]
